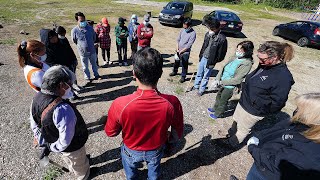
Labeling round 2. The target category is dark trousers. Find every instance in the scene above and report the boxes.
[95,47,99,66]
[101,48,110,62]
[213,87,234,117]
[116,42,127,63]
[173,53,189,77]
[130,40,138,58]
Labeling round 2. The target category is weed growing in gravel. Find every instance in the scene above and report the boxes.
[43,166,63,180]
[0,38,16,45]
[175,86,184,95]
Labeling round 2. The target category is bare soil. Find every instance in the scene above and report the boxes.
[0,2,320,180]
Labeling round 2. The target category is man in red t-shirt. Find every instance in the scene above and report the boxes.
[137,14,154,51]
[105,48,183,180]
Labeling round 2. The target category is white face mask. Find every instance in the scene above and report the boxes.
[58,35,66,39]
[208,30,214,35]
[236,51,244,58]
[143,21,149,26]
[62,84,74,99]
[37,54,47,62]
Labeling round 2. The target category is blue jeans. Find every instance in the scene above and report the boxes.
[121,144,164,180]
[194,57,213,93]
[79,52,99,80]
[247,164,266,180]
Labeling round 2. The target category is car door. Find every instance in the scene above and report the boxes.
[290,22,306,41]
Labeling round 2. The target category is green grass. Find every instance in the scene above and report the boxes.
[43,166,63,180]
[0,38,16,45]
[175,86,184,95]
[147,0,295,21]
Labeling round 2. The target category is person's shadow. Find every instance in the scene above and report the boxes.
[86,115,107,135]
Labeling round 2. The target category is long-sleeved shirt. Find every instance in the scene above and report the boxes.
[30,103,76,152]
[137,23,153,47]
[71,25,96,56]
[128,22,140,42]
[105,88,184,151]
[177,28,196,53]
[115,25,128,45]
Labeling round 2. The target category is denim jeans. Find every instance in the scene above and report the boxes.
[79,52,99,80]
[247,163,266,180]
[194,57,213,93]
[121,144,164,180]
[173,52,190,77]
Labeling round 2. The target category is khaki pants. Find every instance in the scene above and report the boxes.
[61,146,90,180]
[228,104,264,146]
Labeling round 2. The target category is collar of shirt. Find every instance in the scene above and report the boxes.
[135,88,160,96]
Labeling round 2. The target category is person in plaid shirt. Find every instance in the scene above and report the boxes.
[95,17,112,66]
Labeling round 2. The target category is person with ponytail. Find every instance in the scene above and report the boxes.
[246,93,320,180]
[17,40,50,92]
[226,41,295,147]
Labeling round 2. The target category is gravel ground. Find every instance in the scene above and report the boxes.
[1,3,320,180]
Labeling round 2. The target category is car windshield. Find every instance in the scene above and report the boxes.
[218,12,240,21]
[166,2,185,10]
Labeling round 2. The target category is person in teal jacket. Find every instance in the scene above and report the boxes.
[115,17,129,66]
[208,41,254,119]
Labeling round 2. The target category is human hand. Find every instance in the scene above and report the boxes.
[247,136,259,146]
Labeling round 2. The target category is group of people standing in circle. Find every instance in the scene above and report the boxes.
[15,10,320,180]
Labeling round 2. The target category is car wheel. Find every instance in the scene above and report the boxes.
[272,28,280,36]
[297,37,309,47]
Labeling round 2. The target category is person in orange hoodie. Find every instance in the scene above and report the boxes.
[137,14,153,51]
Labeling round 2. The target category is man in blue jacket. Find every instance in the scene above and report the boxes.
[71,12,100,83]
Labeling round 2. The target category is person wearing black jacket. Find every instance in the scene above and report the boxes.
[189,15,228,96]
[227,41,295,147]
[246,93,320,180]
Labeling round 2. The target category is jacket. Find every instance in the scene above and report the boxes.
[128,22,140,42]
[248,119,320,180]
[115,25,128,45]
[216,57,253,87]
[31,92,88,152]
[137,23,153,47]
[199,31,228,68]
[71,25,96,56]
[239,63,294,116]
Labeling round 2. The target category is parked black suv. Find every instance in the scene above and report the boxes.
[159,1,193,26]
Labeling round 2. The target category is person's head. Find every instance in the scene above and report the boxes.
[133,48,163,87]
[75,12,86,28]
[257,41,294,66]
[17,40,46,67]
[236,41,254,59]
[183,18,192,29]
[101,17,109,26]
[131,14,138,23]
[48,30,58,44]
[292,93,320,143]
[41,65,76,98]
[56,26,66,38]
[202,15,220,33]
[118,17,126,27]
[143,14,150,26]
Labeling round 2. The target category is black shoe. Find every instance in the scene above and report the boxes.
[230,175,239,180]
[179,77,186,83]
[169,72,177,76]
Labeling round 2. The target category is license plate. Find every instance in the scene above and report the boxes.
[228,24,234,28]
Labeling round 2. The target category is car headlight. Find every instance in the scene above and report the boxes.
[174,15,181,19]
[159,13,163,16]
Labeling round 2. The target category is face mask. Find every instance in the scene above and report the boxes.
[235,51,244,58]
[37,54,47,62]
[143,21,149,26]
[208,30,214,35]
[185,27,191,32]
[58,35,65,39]
[62,84,74,99]
[131,19,137,23]
[79,21,87,28]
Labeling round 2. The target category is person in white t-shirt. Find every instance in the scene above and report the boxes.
[17,40,50,92]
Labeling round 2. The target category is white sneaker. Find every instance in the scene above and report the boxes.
[108,61,113,65]
[103,61,107,65]
[119,63,122,66]
[123,62,128,66]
